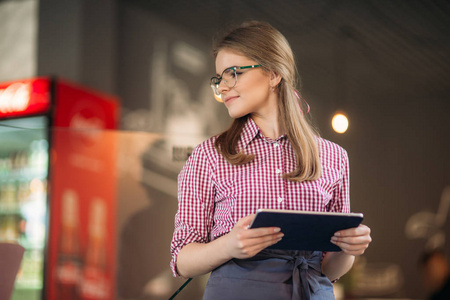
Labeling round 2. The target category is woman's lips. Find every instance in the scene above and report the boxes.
[224,96,239,103]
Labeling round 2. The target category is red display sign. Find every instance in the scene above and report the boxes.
[47,79,118,300]
[52,79,118,129]
[0,78,51,118]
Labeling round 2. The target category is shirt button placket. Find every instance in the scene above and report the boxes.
[273,141,285,207]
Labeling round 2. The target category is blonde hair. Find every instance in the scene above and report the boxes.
[213,21,321,181]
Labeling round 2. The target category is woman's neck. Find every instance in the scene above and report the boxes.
[251,113,285,140]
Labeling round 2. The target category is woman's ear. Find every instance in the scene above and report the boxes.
[270,71,282,88]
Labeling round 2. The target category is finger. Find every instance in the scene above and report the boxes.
[236,214,256,228]
[340,242,369,254]
[237,230,284,248]
[238,235,284,257]
[334,241,369,251]
[243,227,282,238]
[331,239,370,254]
[245,241,279,256]
[334,224,371,237]
[238,232,284,249]
[331,235,372,245]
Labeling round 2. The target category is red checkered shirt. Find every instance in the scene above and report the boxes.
[170,117,350,276]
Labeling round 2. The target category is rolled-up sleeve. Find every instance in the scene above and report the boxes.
[328,149,350,213]
[170,144,215,277]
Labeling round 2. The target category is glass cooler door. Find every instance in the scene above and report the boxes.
[0,116,49,300]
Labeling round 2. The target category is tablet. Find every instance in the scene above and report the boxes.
[249,209,364,251]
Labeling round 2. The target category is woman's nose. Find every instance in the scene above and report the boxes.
[218,80,230,94]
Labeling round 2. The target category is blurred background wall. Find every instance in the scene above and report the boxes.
[0,0,37,81]
[1,0,449,299]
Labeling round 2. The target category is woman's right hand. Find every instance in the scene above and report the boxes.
[223,214,284,259]
[176,214,284,278]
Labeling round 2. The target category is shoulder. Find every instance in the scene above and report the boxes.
[178,136,220,180]
[187,135,220,166]
[195,135,219,155]
[317,137,347,156]
[316,137,349,166]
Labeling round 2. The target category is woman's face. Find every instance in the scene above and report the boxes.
[215,49,276,119]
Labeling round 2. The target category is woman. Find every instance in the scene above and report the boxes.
[170,21,372,299]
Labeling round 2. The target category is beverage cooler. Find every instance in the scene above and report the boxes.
[0,77,119,300]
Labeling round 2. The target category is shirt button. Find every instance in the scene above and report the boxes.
[277,197,284,203]
[273,143,279,147]
[275,169,282,174]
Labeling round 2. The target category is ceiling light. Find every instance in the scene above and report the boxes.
[332,113,349,134]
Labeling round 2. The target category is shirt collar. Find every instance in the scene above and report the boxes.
[239,117,260,149]
[239,117,287,149]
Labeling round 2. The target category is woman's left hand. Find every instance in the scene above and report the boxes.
[330,224,372,256]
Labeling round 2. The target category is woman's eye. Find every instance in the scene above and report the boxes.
[223,69,235,77]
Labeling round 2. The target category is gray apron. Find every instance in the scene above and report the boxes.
[203,250,334,300]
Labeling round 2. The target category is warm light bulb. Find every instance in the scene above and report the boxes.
[332,113,349,134]
[211,86,223,102]
[213,93,223,102]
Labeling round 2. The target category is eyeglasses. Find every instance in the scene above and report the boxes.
[210,65,262,97]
